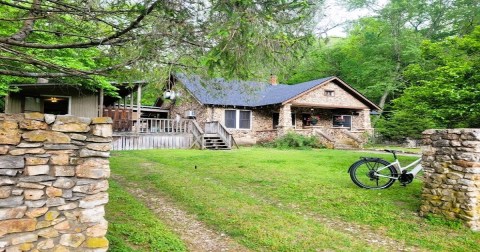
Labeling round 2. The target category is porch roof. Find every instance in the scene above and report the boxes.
[175,73,381,111]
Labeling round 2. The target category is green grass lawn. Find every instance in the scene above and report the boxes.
[108,147,480,251]
[106,180,187,251]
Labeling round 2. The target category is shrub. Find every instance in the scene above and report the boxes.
[261,132,324,149]
[375,111,437,141]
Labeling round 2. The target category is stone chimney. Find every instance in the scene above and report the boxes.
[270,74,278,86]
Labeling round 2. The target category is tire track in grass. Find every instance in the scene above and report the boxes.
[112,175,250,252]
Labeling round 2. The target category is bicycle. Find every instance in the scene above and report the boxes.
[348,149,423,189]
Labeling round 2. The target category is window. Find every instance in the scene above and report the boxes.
[225,110,236,128]
[333,115,352,129]
[225,110,251,129]
[23,95,71,115]
[239,111,250,129]
[324,90,335,97]
[24,97,41,112]
[42,96,70,115]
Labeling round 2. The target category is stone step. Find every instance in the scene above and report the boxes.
[334,143,357,150]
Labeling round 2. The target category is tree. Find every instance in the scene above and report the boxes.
[0,0,319,97]
[342,0,480,40]
[286,16,423,108]
[377,25,480,139]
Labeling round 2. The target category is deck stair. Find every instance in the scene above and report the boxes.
[203,133,231,150]
[203,122,234,150]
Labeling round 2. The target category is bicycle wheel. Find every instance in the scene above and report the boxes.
[349,159,397,189]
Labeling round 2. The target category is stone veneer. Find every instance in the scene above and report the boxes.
[420,129,480,231]
[0,113,112,251]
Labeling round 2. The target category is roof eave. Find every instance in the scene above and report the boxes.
[172,74,205,106]
[332,77,382,111]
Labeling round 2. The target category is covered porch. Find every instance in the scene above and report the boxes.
[256,103,374,149]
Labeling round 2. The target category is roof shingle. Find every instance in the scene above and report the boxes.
[175,73,334,107]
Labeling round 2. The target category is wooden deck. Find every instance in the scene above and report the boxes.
[111,118,234,151]
[111,118,204,150]
[112,132,193,150]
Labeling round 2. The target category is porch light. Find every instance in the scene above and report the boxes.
[163,90,176,100]
[163,90,171,99]
[50,97,58,103]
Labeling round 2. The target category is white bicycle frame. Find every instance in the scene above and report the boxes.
[375,157,423,180]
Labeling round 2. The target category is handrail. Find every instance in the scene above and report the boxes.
[133,118,192,133]
[204,121,232,148]
[313,129,334,143]
[340,129,363,144]
[189,120,204,149]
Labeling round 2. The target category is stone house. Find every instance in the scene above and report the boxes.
[167,74,381,148]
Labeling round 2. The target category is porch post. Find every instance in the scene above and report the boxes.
[136,84,142,133]
[130,90,133,109]
[278,104,293,136]
[99,88,104,117]
[4,93,9,113]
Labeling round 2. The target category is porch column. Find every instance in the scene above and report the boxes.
[362,109,371,129]
[278,104,293,136]
[136,84,142,133]
[4,93,9,113]
[129,90,133,110]
[98,88,104,117]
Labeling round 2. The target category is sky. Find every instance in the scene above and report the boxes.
[317,0,388,37]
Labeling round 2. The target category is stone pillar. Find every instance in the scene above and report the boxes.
[362,109,371,129]
[0,113,112,251]
[420,129,480,231]
[278,104,292,136]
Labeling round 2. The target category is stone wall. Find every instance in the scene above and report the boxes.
[0,113,112,251]
[170,89,208,128]
[420,129,480,231]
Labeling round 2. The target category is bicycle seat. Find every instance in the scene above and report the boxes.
[384,149,398,154]
[384,149,398,159]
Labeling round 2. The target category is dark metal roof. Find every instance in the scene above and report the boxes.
[175,73,334,107]
[11,81,146,97]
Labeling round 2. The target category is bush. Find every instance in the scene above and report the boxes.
[261,132,324,149]
[375,111,437,141]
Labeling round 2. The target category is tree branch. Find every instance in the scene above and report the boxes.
[44,0,120,29]
[0,0,161,49]
[0,45,137,78]
[8,0,42,42]
[0,0,33,11]
[0,45,91,76]
[0,69,73,78]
